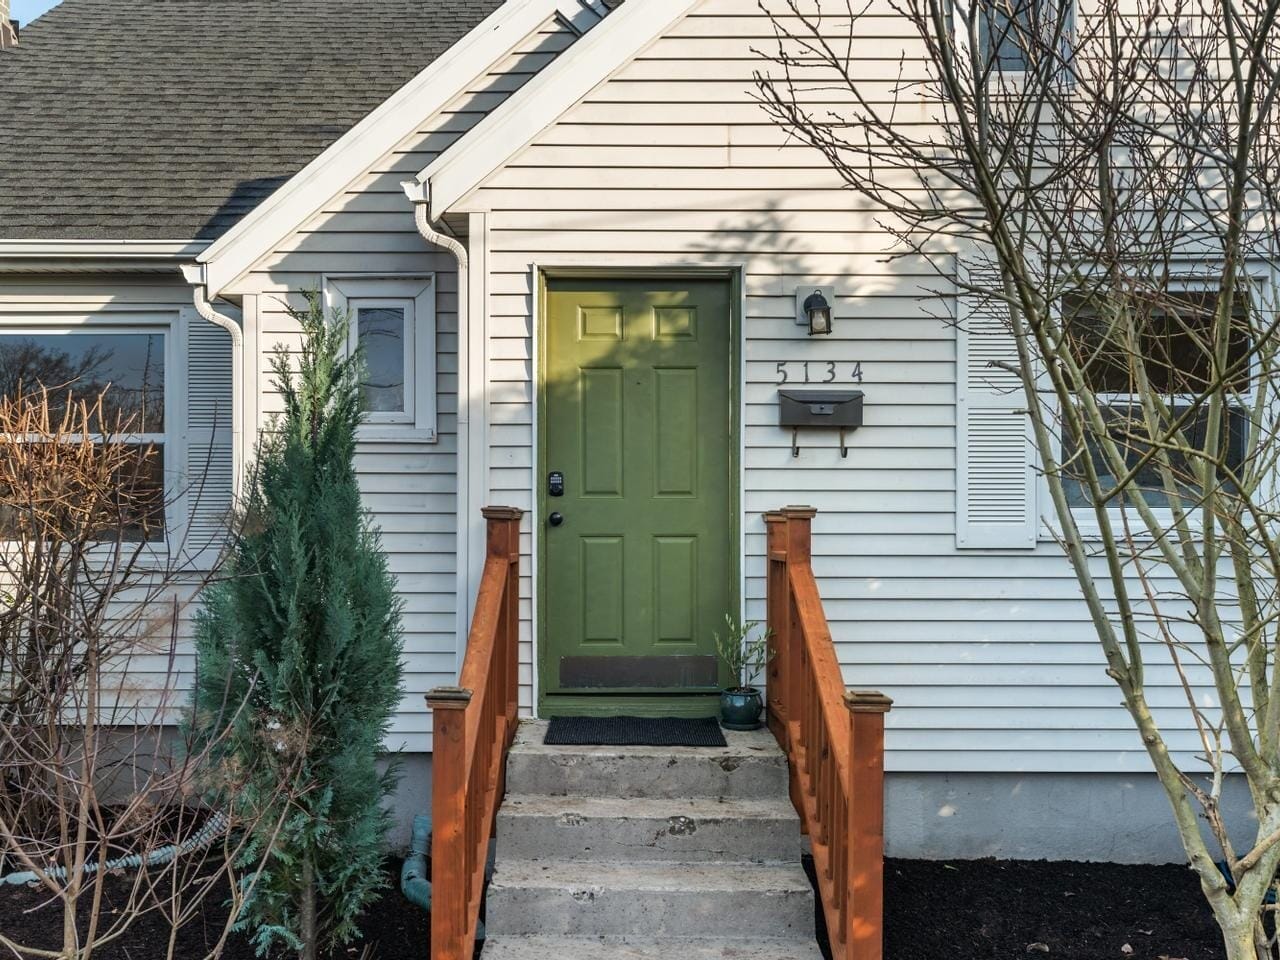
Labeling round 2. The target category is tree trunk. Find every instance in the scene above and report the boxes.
[299,853,316,960]
[1219,916,1263,960]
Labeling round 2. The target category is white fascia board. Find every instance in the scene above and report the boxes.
[418,0,700,220]
[198,0,565,295]
[0,239,208,259]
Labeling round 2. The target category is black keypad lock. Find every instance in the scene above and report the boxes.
[548,471,565,497]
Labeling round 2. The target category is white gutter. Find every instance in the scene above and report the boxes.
[0,239,208,259]
[402,180,476,648]
[181,264,245,499]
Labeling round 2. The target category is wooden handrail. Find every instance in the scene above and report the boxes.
[426,506,523,960]
[765,506,893,960]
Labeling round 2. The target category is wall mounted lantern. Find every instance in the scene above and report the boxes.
[796,285,835,335]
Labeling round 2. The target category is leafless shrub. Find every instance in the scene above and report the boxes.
[0,385,298,960]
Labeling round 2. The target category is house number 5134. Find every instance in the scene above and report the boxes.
[775,361,864,384]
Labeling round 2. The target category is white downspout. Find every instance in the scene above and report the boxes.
[402,180,475,654]
[181,264,245,498]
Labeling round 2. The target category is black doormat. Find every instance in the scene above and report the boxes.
[544,715,727,747]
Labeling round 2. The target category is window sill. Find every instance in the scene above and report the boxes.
[1039,509,1186,544]
[356,425,439,445]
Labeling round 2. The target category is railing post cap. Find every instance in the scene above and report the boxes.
[482,506,523,521]
[763,510,787,522]
[845,689,893,713]
[427,686,474,709]
[782,505,817,519]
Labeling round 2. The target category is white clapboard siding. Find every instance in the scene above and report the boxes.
[223,14,585,752]
[454,0,1235,773]
[185,314,235,560]
[955,258,1038,549]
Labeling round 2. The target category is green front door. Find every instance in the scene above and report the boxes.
[540,278,735,716]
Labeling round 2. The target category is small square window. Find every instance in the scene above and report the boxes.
[324,275,437,442]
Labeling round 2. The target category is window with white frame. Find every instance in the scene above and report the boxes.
[325,276,437,440]
[1058,288,1252,511]
[0,325,170,542]
[972,0,1073,72]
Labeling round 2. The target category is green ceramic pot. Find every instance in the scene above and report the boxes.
[720,687,764,731]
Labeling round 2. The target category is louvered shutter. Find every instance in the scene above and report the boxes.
[184,311,235,562]
[955,259,1037,549]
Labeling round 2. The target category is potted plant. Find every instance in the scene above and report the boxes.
[714,614,773,731]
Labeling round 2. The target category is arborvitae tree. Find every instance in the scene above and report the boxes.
[191,292,404,959]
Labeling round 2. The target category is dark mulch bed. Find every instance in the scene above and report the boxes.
[0,860,430,960]
[876,858,1223,960]
[2,855,1225,960]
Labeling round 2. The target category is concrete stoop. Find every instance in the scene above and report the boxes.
[479,720,823,959]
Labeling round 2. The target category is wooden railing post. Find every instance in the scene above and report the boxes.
[764,510,788,740]
[482,506,523,741]
[845,690,893,960]
[782,505,816,740]
[426,686,473,960]
[781,505,815,566]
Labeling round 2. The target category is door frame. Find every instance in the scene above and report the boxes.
[531,263,745,718]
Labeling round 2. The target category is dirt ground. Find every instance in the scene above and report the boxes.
[879,858,1223,960]
[0,856,1226,959]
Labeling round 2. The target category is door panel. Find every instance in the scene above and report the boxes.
[541,278,733,704]
[653,535,698,644]
[581,536,624,644]
[654,368,698,496]
[580,367,624,496]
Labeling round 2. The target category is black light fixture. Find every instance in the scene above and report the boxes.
[802,288,833,335]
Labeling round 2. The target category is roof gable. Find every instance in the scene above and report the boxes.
[414,0,701,219]
[197,0,615,293]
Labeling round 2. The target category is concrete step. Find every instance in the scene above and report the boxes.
[480,936,826,959]
[496,793,802,862]
[506,720,790,799]
[484,858,816,939]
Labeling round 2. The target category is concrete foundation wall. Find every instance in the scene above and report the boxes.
[390,758,1252,863]
[884,771,1255,864]
[383,753,433,853]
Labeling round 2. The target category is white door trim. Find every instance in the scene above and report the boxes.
[525,258,748,717]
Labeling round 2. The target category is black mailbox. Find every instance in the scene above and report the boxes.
[778,389,863,458]
[779,389,863,427]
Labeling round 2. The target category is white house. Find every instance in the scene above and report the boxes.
[0,0,1248,866]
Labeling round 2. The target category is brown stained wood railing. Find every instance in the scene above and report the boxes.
[426,506,523,960]
[765,506,893,960]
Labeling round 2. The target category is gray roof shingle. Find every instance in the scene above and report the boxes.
[0,0,506,241]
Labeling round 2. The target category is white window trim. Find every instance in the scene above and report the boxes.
[324,274,437,443]
[0,312,183,558]
[1037,274,1269,542]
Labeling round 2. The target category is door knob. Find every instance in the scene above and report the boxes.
[548,512,564,527]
